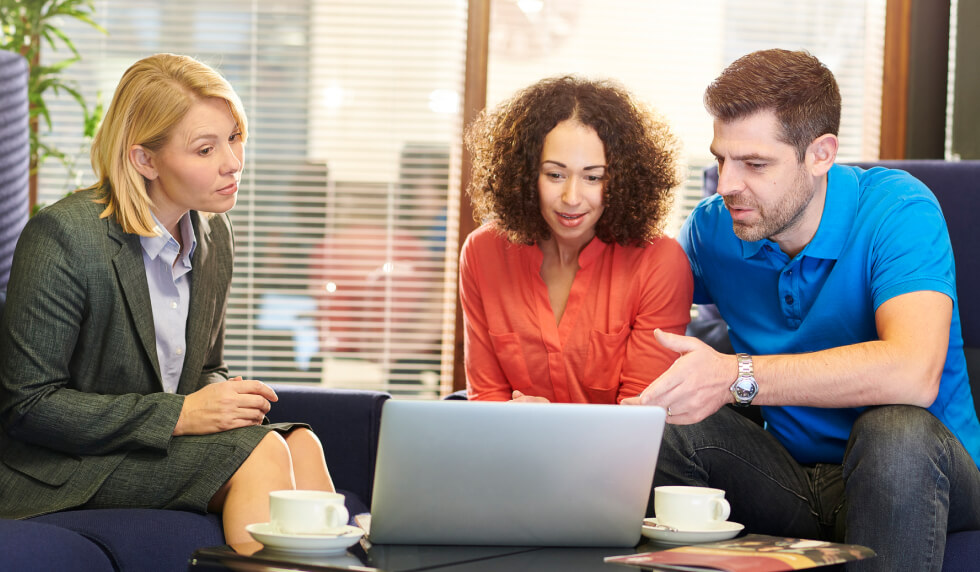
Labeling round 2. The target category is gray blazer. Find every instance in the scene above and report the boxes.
[0,189,237,518]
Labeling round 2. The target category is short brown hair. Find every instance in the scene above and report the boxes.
[704,49,840,161]
[465,76,679,246]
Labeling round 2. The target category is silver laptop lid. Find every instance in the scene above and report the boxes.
[369,400,666,547]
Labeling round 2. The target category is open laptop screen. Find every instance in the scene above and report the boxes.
[368,400,666,547]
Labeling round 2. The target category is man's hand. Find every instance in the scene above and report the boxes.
[621,329,736,423]
[173,377,278,435]
[510,390,550,403]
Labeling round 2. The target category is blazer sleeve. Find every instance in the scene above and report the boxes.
[0,204,182,456]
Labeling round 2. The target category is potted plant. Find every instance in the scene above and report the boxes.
[0,0,105,210]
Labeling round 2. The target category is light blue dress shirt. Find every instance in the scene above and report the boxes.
[140,213,197,393]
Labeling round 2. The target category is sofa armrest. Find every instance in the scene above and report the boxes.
[267,385,390,508]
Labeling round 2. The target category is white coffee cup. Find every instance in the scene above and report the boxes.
[654,486,731,530]
[269,490,349,535]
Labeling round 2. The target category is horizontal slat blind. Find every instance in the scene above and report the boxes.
[38,0,467,396]
[33,0,888,397]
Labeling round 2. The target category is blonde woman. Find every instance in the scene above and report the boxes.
[0,53,335,548]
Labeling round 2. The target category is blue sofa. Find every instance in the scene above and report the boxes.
[697,160,980,571]
[0,385,390,571]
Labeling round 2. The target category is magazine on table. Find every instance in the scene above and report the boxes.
[604,534,875,571]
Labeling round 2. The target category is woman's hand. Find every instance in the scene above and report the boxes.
[173,376,278,436]
[510,390,550,403]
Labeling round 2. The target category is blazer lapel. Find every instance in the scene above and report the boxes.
[108,217,163,388]
[177,212,227,393]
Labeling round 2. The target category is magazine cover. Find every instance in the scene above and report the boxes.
[605,534,875,571]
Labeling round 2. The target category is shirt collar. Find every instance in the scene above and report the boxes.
[804,163,856,260]
[526,235,608,268]
[577,235,606,268]
[739,163,856,261]
[140,212,198,264]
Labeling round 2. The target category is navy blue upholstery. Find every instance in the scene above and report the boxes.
[444,388,469,400]
[0,518,113,571]
[31,509,224,572]
[3,385,390,571]
[700,160,980,570]
[942,530,980,572]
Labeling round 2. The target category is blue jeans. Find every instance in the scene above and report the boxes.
[652,405,980,571]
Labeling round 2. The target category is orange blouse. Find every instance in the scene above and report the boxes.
[460,224,693,403]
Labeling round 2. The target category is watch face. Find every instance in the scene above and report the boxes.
[733,378,758,402]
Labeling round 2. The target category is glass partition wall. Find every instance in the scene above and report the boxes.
[41,0,467,396]
[38,0,886,397]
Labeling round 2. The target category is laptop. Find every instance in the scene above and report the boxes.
[367,400,666,547]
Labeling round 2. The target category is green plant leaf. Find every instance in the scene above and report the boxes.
[2,0,107,204]
[46,23,80,57]
[38,55,81,74]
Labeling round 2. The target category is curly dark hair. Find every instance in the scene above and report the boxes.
[464,75,680,246]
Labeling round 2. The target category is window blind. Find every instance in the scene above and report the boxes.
[38,0,467,396]
[35,0,888,397]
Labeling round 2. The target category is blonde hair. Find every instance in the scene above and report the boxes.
[87,53,248,236]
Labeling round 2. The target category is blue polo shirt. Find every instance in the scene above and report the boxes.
[680,164,980,467]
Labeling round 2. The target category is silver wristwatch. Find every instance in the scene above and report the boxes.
[730,353,758,407]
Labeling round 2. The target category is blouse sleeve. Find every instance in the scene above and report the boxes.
[458,231,513,401]
[617,238,694,401]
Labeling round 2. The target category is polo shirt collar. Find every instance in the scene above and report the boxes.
[739,163,855,261]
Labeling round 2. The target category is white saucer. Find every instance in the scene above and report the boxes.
[641,517,744,546]
[245,523,365,555]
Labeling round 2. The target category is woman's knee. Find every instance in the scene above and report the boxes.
[211,433,293,510]
[284,427,324,455]
[238,432,293,478]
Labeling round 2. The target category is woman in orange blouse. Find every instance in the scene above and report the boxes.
[460,76,693,403]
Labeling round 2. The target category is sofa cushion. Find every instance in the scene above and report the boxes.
[0,518,113,571]
[944,530,980,572]
[30,508,224,572]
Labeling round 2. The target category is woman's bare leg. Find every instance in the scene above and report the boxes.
[283,427,335,491]
[209,432,295,548]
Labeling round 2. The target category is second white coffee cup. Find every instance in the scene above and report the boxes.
[269,490,349,535]
[654,485,731,530]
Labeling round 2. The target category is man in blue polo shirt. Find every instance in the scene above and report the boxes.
[624,49,980,571]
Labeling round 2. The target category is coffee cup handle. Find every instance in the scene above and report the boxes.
[713,498,731,522]
[326,503,350,528]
